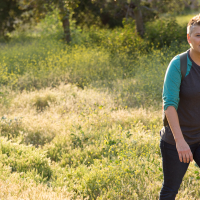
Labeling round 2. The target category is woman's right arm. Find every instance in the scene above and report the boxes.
[165,106,193,163]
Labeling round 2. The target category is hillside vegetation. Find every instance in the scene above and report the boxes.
[0,11,200,199]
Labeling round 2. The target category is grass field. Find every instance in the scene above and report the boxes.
[0,11,200,199]
[176,13,199,26]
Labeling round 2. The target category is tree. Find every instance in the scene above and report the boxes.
[18,0,80,43]
[73,0,126,29]
[2,0,196,41]
[53,0,80,43]
[0,0,29,37]
[130,0,145,37]
[183,0,199,10]
[90,0,146,37]
[91,0,193,37]
[149,0,189,13]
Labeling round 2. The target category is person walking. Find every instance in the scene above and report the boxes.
[160,14,200,199]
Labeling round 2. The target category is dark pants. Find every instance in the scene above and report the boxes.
[159,139,200,200]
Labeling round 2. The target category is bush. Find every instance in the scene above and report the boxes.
[0,138,52,180]
[145,17,186,48]
[0,116,23,140]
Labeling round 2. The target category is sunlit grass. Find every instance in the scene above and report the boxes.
[176,11,200,26]
[176,14,195,26]
[1,82,200,199]
[0,84,162,199]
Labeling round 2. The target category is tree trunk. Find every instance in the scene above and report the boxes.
[133,0,144,37]
[183,0,198,10]
[59,0,71,43]
[134,7,144,37]
[62,13,71,43]
[190,0,198,9]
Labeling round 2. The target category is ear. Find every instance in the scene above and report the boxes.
[187,34,191,44]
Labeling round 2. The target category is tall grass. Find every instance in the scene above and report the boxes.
[1,84,200,199]
[0,31,189,108]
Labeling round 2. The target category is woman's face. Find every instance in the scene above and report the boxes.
[187,25,200,54]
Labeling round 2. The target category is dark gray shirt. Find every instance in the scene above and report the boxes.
[160,51,200,145]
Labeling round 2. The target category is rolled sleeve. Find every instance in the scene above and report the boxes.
[162,55,181,111]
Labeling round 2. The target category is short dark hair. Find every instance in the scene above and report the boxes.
[187,14,200,35]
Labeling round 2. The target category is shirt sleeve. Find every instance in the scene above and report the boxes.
[162,55,181,111]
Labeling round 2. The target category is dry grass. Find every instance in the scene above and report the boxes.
[0,83,163,199]
[1,80,200,199]
[0,175,75,200]
[1,78,200,199]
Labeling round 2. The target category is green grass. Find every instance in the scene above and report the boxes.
[176,10,200,26]
[0,35,189,108]
[176,14,196,26]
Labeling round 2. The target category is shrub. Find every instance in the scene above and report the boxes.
[0,116,23,140]
[145,17,186,48]
[0,137,52,180]
[33,93,56,111]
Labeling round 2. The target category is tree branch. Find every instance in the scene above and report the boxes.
[141,5,158,12]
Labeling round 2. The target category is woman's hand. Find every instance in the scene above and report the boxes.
[176,138,193,163]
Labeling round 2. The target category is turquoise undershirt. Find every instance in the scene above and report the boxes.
[162,52,192,111]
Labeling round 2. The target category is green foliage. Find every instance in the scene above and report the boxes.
[73,0,124,29]
[74,16,187,54]
[0,90,12,107]
[23,129,55,147]
[0,35,137,90]
[176,12,199,26]
[0,116,22,140]
[0,0,25,37]
[0,138,52,180]
[0,114,55,147]
[35,8,63,38]
[0,12,190,108]
[149,0,187,13]
[145,17,186,48]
